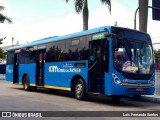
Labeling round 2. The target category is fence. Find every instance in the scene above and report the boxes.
[155,71,160,95]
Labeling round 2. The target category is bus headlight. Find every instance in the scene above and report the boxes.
[112,73,121,84]
[151,79,155,85]
[148,78,155,85]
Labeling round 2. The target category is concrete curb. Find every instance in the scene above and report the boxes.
[141,95,160,104]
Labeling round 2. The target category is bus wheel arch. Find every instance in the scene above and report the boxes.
[71,75,87,100]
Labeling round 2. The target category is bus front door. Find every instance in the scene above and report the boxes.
[89,39,108,93]
[36,50,46,86]
[13,53,19,83]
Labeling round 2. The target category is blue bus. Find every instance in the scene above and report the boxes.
[6,26,155,100]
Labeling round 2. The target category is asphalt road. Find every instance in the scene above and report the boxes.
[0,79,160,120]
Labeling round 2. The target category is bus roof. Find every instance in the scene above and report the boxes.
[7,26,112,51]
[7,26,150,51]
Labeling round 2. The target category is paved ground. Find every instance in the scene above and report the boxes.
[141,71,160,103]
[155,71,160,95]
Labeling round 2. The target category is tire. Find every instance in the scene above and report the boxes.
[23,76,31,91]
[75,79,87,100]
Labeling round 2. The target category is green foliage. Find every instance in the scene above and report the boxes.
[0,4,12,23]
[0,48,5,59]
[154,49,160,60]
[0,37,5,59]
[65,0,111,14]
[0,38,3,44]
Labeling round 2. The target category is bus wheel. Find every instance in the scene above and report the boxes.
[75,79,87,100]
[23,76,30,91]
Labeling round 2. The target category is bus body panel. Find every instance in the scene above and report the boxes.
[105,68,155,95]
[44,60,88,90]
[19,63,36,84]
[6,65,13,82]
[105,73,155,95]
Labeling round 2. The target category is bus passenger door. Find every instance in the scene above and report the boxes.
[36,50,46,86]
[13,53,19,83]
[88,40,108,93]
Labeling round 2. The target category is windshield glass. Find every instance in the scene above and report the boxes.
[113,39,154,74]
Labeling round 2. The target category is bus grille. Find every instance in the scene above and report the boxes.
[126,88,150,95]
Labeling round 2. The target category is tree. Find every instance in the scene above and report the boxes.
[66,0,111,31]
[139,0,148,33]
[0,4,11,61]
[0,48,5,59]
[154,49,160,70]
[0,5,12,23]
[0,37,3,44]
[154,49,160,60]
[0,36,6,44]
[0,37,6,60]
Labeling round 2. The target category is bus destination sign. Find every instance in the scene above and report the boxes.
[92,33,105,40]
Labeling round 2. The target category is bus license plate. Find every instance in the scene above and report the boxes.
[136,88,143,92]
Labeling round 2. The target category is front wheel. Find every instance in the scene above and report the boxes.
[75,79,87,100]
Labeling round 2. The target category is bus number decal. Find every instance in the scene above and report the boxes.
[6,66,13,73]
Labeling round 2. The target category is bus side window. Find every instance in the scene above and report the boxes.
[97,45,101,60]
[7,52,14,64]
[90,46,96,62]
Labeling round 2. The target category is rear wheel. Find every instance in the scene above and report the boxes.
[23,76,36,91]
[75,79,87,100]
[23,76,30,91]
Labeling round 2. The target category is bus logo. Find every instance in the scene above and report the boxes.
[49,66,81,73]
[49,66,57,72]
[136,88,143,92]
[6,66,13,73]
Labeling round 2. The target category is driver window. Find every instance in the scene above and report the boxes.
[114,48,125,63]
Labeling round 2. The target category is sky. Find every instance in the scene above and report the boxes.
[0,0,160,49]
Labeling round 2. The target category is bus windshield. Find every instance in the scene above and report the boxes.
[113,38,154,74]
